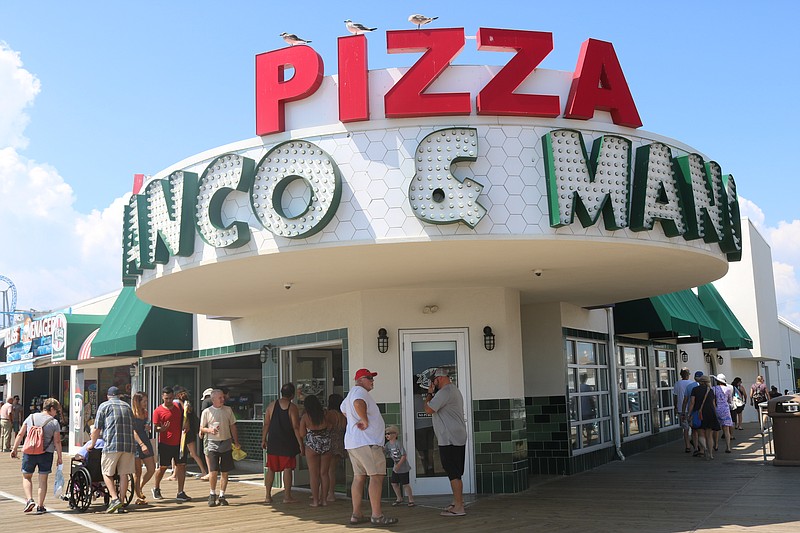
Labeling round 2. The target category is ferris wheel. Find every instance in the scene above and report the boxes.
[0,275,17,329]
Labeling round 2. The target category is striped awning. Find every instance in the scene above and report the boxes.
[78,328,100,360]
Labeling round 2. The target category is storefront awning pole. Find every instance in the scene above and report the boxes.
[606,307,625,462]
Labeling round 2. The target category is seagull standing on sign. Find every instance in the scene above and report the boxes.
[280,32,312,46]
[408,14,438,29]
[344,20,377,35]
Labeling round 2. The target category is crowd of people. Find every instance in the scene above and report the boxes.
[4,366,470,527]
[673,370,784,460]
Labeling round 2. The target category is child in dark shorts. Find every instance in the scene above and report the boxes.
[384,425,415,507]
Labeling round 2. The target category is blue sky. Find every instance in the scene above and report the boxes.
[1,1,799,321]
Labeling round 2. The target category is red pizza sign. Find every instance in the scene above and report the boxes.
[255,28,642,136]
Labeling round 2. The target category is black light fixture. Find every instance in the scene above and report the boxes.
[129,363,137,377]
[716,354,724,365]
[704,352,712,364]
[680,350,689,363]
[259,344,274,364]
[483,326,496,351]
[377,328,389,354]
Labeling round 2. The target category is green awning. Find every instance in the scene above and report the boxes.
[697,284,753,350]
[615,289,722,341]
[64,315,106,360]
[91,287,193,357]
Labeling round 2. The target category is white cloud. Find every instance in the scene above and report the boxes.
[738,196,765,229]
[0,42,40,149]
[0,45,122,313]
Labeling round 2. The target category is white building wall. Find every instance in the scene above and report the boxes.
[217,287,523,403]
[521,302,567,397]
[778,317,800,393]
[714,219,781,360]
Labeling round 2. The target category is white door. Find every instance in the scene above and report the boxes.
[400,329,473,495]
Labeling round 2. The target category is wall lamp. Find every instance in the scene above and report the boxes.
[377,328,389,354]
[704,352,712,364]
[129,363,138,377]
[716,354,724,365]
[680,350,689,363]
[259,344,275,364]
[483,326,496,351]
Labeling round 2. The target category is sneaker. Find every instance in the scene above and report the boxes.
[152,487,163,500]
[23,499,35,513]
[208,494,217,507]
[35,506,47,515]
[107,498,123,514]
[176,491,191,502]
[218,495,229,506]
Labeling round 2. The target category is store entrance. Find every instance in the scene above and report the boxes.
[280,343,343,488]
[400,329,474,496]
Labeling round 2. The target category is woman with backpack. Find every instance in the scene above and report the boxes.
[9,397,63,514]
[750,375,769,427]
[730,377,747,430]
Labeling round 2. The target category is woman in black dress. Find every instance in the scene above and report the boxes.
[687,375,720,460]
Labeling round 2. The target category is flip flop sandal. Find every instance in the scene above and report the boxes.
[391,501,403,506]
[407,502,416,507]
[370,515,399,526]
[440,509,466,517]
[350,515,370,525]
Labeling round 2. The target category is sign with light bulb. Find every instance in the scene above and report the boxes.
[122,26,743,286]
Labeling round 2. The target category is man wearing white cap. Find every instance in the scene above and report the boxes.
[341,369,397,526]
[199,387,214,481]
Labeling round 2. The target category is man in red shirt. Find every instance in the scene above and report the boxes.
[151,386,191,502]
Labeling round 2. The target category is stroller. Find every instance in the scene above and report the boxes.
[63,448,134,512]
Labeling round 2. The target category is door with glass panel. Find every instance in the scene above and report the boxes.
[400,329,473,495]
[617,345,651,439]
[281,345,335,487]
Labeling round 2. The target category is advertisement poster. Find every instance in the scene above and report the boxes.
[73,370,84,446]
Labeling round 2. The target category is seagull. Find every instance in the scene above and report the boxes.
[408,14,438,29]
[344,19,377,35]
[280,32,312,46]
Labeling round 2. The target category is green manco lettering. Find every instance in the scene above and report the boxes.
[542,129,741,261]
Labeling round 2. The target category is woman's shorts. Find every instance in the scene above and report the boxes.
[21,451,54,474]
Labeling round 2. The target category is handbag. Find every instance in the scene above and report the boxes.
[731,388,745,410]
[690,388,710,429]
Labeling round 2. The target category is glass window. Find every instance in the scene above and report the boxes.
[566,337,611,453]
[654,348,678,429]
[617,344,651,441]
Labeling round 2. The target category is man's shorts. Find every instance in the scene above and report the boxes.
[101,451,135,477]
[207,449,235,473]
[439,445,466,480]
[21,451,54,474]
[158,443,187,467]
[266,454,296,472]
[348,445,386,476]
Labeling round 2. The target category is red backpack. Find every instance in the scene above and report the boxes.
[22,415,53,455]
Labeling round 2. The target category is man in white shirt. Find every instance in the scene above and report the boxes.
[341,369,397,526]
[672,368,694,453]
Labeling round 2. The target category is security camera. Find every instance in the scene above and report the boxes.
[284,283,293,290]
[533,269,543,277]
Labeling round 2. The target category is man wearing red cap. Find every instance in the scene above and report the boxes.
[341,369,397,526]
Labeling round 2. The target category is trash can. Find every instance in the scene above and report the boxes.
[767,394,800,466]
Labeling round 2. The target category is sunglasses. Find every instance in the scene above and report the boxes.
[363,376,374,381]
[385,432,396,436]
